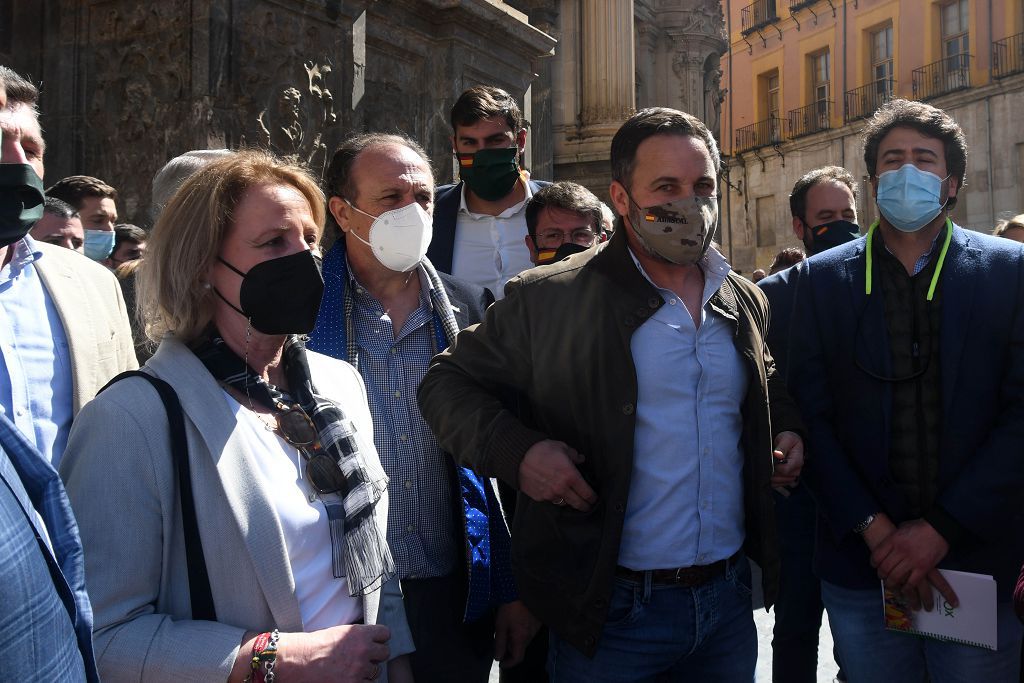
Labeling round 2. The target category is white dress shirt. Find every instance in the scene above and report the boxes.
[450,178,534,298]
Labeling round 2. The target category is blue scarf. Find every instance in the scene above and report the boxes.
[309,241,515,621]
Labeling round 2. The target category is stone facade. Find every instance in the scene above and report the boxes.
[719,0,1024,275]
[723,74,1024,274]
[512,0,728,200]
[2,0,554,224]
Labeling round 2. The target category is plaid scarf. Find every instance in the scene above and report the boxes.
[193,332,395,596]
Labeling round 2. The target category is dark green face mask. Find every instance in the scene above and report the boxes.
[457,147,521,201]
[0,164,45,248]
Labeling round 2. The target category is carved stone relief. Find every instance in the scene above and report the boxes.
[236,7,344,176]
[84,2,190,219]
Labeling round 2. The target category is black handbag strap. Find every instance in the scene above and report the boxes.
[99,371,217,621]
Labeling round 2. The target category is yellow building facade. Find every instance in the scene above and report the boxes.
[720,0,1024,273]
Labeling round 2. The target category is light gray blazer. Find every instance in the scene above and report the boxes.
[60,336,410,681]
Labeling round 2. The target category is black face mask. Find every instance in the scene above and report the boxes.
[456,147,521,201]
[535,241,589,265]
[214,250,325,335]
[803,218,860,255]
[0,164,45,248]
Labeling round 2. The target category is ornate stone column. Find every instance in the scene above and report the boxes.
[580,0,635,136]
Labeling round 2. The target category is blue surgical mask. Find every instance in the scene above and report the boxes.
[83,229,116,261]
[876,164,949,233]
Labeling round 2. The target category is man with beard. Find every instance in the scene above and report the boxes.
[419,107,804,681]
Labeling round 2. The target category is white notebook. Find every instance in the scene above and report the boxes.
[881,569,997,650]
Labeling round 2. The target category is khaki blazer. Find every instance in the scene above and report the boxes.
[33,241,138,411]
[60,337,408,681]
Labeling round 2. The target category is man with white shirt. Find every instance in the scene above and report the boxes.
[0,67,135,468]
[427,86,548,297]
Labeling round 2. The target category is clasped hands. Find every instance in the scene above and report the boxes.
[863,514,960,612]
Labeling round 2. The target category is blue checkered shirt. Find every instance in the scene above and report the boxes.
[348,268,458,579]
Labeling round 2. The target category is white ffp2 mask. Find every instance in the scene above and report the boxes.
[346,200,433,273]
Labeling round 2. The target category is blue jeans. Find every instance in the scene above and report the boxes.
[822,580,1022,683]
[547,557,757,682]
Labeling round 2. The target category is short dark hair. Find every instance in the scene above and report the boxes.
[325,133,433,203]
[610,107,720,189]
[45,175,118,209]
[0,66,39,109]
[42,196,79,219]
[113,223,147,253]
[862,98,967,209]
[769,247,806,275]
[525,182,604,239]
[450,86,525,134]
[789,166,858,222]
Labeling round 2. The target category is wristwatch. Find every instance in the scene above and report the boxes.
[852,513,877,535]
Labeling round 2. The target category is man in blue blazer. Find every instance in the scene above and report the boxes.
[428,86,549,297]
[787,98,1024,681]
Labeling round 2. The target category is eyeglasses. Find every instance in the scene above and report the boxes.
[534,228,597,249]
[272,402,348,496]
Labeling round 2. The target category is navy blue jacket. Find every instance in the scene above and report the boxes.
[779,225,1024,596]
[427,179,550,275]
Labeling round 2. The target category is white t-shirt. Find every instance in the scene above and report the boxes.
[224,392,362,630]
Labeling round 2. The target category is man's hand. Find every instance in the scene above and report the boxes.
[517,440,597,511]
[771,431,804,488]
[494,600,541,669]
[871,519,958,611]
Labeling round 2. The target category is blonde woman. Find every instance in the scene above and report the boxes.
[60,150,412,682]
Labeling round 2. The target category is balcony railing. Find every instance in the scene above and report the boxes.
[735,116,784,152]
[844,78,896,122]
[741,0,778,35]
[788,101,832,138]
[993,32,1024,79]
[789,0,816,10]
[912,54,971,100]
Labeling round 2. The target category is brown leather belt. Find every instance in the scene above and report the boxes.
[615,556,732,587]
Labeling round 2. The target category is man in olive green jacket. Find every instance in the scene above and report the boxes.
[418,108,804,680]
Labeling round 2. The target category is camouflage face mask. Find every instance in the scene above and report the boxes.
[626,194,718,265]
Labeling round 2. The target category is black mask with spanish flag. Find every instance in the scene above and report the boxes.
[456,147,521,201]
[535,242,588,266]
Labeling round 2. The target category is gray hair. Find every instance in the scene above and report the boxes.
[150,149,235,221]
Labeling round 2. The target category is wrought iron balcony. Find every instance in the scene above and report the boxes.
[741,0,778,35]
[993,32,1024,79]
[788,101,832,138]
[844,79,896,122]
[789,0,816,10]
[735,116,784,153]
[912,54,971,101]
